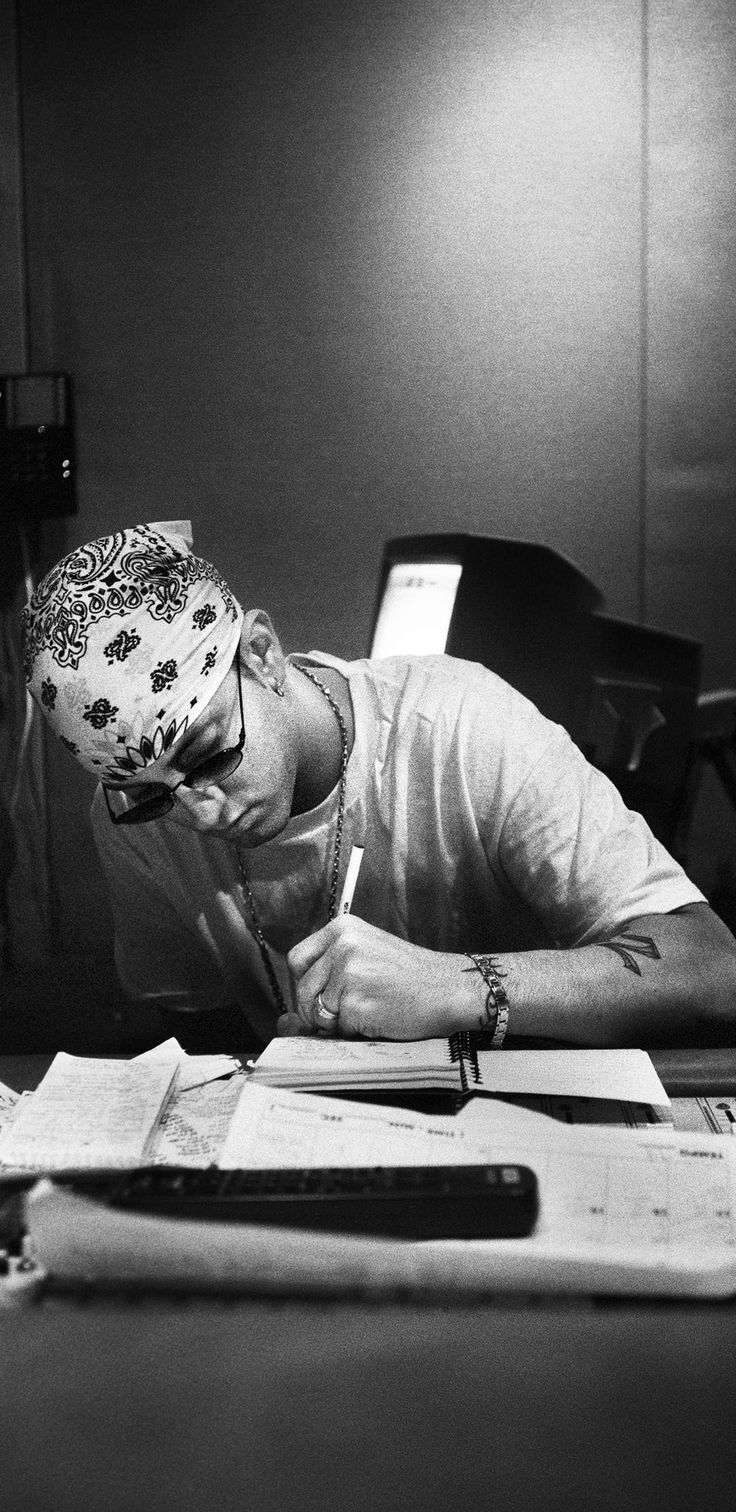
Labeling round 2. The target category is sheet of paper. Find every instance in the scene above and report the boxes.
[135,1038,240,1091]
[149,1074,247,1167]
[220,1081,736,1263]
[26,1125,736,1299]
[220,1082,563,1169]
[484,1124,736,1253]
[0,1052,179,1172]
[474,1048,670,1106]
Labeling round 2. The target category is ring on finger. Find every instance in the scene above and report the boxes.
[316,989,338,1024]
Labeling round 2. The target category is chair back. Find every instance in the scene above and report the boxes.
[584,613,703,851]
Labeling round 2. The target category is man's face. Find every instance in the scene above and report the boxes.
[104,656,298,846]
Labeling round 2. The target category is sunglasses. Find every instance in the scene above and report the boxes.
[103,656,246,826]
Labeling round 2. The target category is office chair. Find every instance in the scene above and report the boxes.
[669,687,736,871]
[582,614,703,855]
[369,533,706,855]
[690,689,736,812]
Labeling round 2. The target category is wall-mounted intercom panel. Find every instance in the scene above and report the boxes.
[0,371,77,518]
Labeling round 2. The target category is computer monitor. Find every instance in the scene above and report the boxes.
[370,560,464,658]
[368,534,603,743]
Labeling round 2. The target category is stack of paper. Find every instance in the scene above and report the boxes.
[0,1042,241,1175]
[4,1040,736,1298]
[23,1087,736,1299]
[247,1036,466,1092]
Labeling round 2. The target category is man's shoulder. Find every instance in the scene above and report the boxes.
[295,651,562,780]
[303,649,513,713]
[355,652,558,741]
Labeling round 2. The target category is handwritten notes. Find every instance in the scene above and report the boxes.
[150,1076,246,1167]
[0,1053,179,1172]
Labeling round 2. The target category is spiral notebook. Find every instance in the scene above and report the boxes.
[248,1032,472,1093]
[247,1035,670,1108]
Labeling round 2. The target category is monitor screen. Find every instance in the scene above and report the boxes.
[370,561,462,657]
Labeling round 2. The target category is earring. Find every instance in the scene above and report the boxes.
[274,683,285,698]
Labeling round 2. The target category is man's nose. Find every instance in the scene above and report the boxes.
[174,783,227,817]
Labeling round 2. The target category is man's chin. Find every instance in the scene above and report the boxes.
[224,810,289,847]
[165,807,286,845]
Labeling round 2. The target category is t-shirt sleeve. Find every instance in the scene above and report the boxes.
[91,789,230,1011]
[495,724,706,946]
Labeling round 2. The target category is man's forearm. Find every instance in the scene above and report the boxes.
[288,904,736,1044]
[459,906,736,1047]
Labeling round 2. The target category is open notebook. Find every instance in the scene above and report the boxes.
[0,1045,239,1176]
[247,1034,671,1109]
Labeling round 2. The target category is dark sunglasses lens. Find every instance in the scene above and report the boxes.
[125,793,174,824]
[108,789,174,825]
[182,747,243,789]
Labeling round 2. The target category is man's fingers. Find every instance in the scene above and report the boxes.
[277,1012,313,1036]
[287,921,334,979]
[287,917,369,1031]
[293,960,336,1026]
[314,991,340,1036]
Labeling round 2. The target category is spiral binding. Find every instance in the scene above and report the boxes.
[448,1032,481,1093]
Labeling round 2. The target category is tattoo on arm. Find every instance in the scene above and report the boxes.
[594,928,661,976]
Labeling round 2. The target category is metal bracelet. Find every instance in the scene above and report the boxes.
[465,953,509,1049]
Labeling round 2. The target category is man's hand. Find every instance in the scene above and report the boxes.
[287,916,472,1039]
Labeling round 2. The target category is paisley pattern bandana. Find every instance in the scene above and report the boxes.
[20,524,244,781]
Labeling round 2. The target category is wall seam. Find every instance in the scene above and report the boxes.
[11,0,30,371]
[638,0,650,623]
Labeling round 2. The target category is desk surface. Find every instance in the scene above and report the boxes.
[3,1295,736,1512]
[3,1049,736,1512]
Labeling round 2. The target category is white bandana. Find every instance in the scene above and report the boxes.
[21,524,244,781]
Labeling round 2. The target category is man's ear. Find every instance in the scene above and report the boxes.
[239,609,287,691]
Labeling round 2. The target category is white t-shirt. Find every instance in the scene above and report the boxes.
[92,652,705,1041]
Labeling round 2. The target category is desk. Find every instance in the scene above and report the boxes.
[3,1052,736,1512]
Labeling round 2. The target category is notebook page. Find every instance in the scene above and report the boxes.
[0,1052,179,1172]
[475,1048,670,1106]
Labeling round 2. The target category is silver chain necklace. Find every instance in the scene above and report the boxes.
[236,663,349,1016]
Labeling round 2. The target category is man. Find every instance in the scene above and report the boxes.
[21,522,736,1050]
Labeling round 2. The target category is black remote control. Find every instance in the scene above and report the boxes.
[65,1163,539,1240]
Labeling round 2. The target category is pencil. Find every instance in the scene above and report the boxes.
[338,845,364,915]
